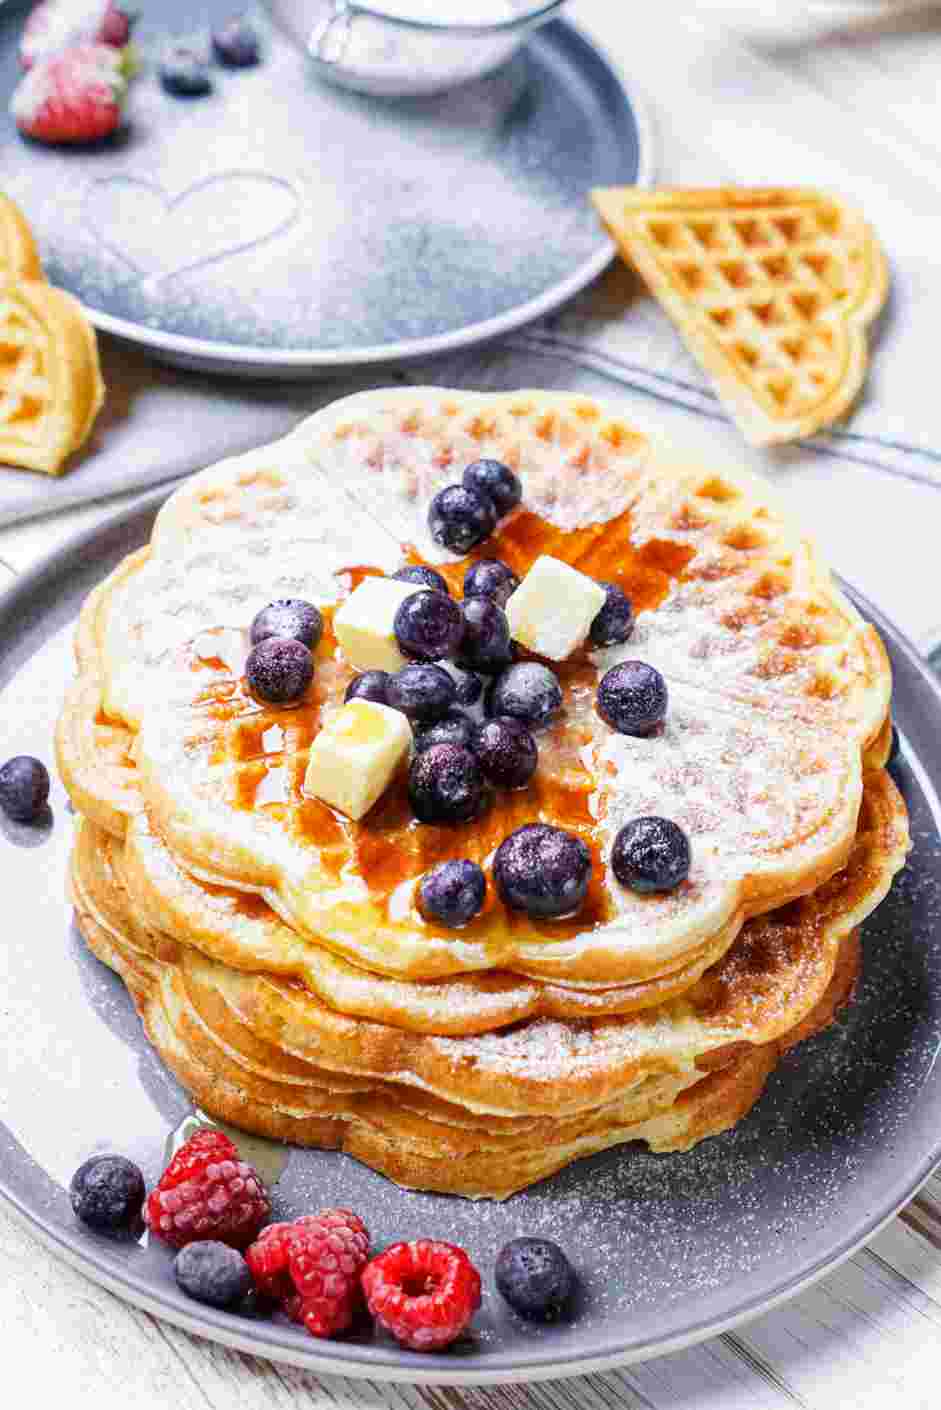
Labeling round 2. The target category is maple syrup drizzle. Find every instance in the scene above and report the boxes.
[214,508,694,936]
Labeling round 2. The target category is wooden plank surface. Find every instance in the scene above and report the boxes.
[3,1,941,1405]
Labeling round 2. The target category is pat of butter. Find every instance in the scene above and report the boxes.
[333,576,418,672]
[304,700,412,821]
[505,555,606,661]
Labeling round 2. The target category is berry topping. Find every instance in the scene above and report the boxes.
[428,485,496,555]
[597,660,668,736]
[250,598,323,651]
[174,1241,254,1309]
[611,816,691,893]
[362,1239,481,1352]
[144,1129,270,1250]
[393,564,450,595]
[245,637,313,705]
[159,44,212,96]
[463,557,520,608]
[472,717,538,789]
[414,708,475,754]
[12,41,129,144]
[493,824,592,919]
[589,581,635,647]
[0,755,50,822]
[462,459,522,517]
[449,664,483,706]
[345,669,392,706]
[387,663,456,722]
[246,1210,370,1339]
[418,859,486,927]
[394,590,464,662]
[211,13,260,67]
[70,1154,145,1232]
[459,596,514,675]
[488,662,562,728]
[495,1237,575,1322]
[408,743,483,824]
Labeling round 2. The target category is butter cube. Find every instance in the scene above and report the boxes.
[506,555,607,661]
[304,700,412,820]
[333,576,419,672]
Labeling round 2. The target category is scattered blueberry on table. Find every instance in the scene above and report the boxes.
[211,14,260,68]
[0,754,50,822]
[495,1237,575,1321]
[160,45,212,97]
[175,1240,255,1309]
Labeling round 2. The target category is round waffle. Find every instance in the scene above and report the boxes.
[59,388,892,991]
[68,767,903,1198]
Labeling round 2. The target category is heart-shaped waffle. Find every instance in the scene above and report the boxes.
[592,187,888,446]
[0,276,104,475]
[0,190,43,282]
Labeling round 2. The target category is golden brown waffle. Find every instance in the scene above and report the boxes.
[591,188,888,446]
[68,767,902,1197]
[0,191,43,282]
[0,276,105,475]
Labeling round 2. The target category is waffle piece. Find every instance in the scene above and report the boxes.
[0,191,43,282]
[0,276,105,474]
[68,768,903,1197]
[591,188,888,446]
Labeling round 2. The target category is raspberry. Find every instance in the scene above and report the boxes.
[362,1240,481,1352]
[144,1129,270,1251]
[246,1210,370,1340]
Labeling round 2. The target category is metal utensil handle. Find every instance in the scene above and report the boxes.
[308,0,354,65]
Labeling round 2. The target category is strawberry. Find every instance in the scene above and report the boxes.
[11,42,130,145]
[19,0,134,70]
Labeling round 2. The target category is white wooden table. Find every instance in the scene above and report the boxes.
[4,2,941,1404]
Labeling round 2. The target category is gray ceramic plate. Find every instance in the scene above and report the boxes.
[0,1,652,377]
[1,490,940,1386]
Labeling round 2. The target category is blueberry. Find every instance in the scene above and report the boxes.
[394,590,464,662]
[408,744,483,824]
[245,638,313,705]
[250,598,323,651]
[488,662,562,728]
[160,45,212,96]
[597,660,667,736]
[428,485,496,555]
[211,14,260,67]
[344,670,391,706]
[493,824,591,919]
[589,582,635,647]
[463,558,519,608]
[414,709,475,754]
[460,597,514,675]
[472,717,537,789]
[174,1240,254,1309]
[387,664,456,723]
[70,1155,145,1232]
[462,459,522,517]
[611,816,690,893]
[449,665,483,707]
[495,1238,575,1322]
[418,859,486,927]
[0,755,50,822]
[393,564,450,596]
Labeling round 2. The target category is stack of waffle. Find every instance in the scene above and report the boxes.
[57,388,909,1199]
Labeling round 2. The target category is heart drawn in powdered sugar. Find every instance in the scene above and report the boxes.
[82,171,301,288]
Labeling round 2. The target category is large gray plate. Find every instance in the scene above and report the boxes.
[0,1,652,377]
[1,489,940,1385]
